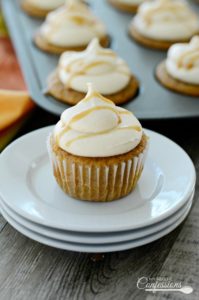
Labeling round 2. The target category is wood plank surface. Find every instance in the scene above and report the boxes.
[0,215,7,233]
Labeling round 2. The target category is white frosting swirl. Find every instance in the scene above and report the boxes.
[26,0,65,10]
[166,36,199,85]
[58,38,131,95]
[133,0,199,41]
[40,0,107,47]
[54,84,143,157]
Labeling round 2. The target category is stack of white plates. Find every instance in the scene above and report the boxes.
[0,126,196,253]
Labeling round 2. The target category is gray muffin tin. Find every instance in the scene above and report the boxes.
[2,0,199,119]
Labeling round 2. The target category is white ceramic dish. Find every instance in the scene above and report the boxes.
[0,191,194,244]
[0,199,192,253]
[0,126,196,232]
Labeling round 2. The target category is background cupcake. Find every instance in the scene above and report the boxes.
[34,0,109,54]
[48,84,148,202]
[108,0,148,14]
[47,38,139,105]
[129,0,199,50]
[156,36,199,96]
[21,0,65,18]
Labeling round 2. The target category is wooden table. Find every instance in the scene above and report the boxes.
[0,108,198,300]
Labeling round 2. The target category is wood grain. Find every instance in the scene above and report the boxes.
[0,214,7,233]
[0,224,183,300]
[146,136,199,300]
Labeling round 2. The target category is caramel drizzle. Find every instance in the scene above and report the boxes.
[57,103,140,147]
[45,3,95,40]
[81,91,115,104]
[69,106,121,125]
[68,15,95,26]
[47,15,93,39]
[96,50,116,57]
[143,3,193,26]
[65,125,141,147]
[57,105,119,143]
[61,58,129,88]
[63,60,115,73]
[83,61,115,72]
[178,50,199,69]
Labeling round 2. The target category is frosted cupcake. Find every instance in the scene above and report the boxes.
[21,0,65,18]
[34,0,109,54]
[108,0,148,14]
[48,84,148,202]
[47,38,139,105]
[129,0,199,50]
[156,36,199,96]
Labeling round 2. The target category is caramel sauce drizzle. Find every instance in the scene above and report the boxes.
[83,61,115,72]
[143,3,193,26]
[57,105,118,142]
[96,50,116,57]
[45,2,95,40]
[178,51,199,69]
[68,15,94,26]
[120,110,132,115]
[81,91,114,104]
[56,86,139,148]
[47,14,93,39]
[69,106,120,125]
[65,125,141,147]
[61,57,130,88]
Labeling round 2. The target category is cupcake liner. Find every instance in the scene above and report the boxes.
[47,135,148,202]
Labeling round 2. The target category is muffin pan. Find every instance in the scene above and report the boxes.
[2,0,199,119]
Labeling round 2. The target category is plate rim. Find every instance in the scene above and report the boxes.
[0,126,196,232]
[0,199,192,253]
[0,191,194,244]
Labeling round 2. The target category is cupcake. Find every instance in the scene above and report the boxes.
[129,0,199,50]
[47,38,139,105]
[34,0,109,54]
[108,0,148,14]
[156,36,199,96]
[48,83,148,202]
[21,0,65,18]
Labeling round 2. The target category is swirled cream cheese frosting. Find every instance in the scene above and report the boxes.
[133,0,199,41]
[58,38,131,94]
[40,0,107,47]
[26,0,65,10]
[166,36,199,85]
[54,84,143,157]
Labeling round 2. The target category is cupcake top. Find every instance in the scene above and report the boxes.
[58,38,131,95]
[165,36,199,85]
[54,84,143,157]
[26,0,65,10]
[40,0,107,47]
[133,0,199,41]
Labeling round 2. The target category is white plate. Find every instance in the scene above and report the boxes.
[0,126,196,232]
[0,200,192,253]
[0,191,194,244]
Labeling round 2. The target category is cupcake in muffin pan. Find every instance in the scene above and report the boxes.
[46,38,139,105]
[34,0,109,54]
[129,0,199,50]
[156,36,199,96]
[21,0,65,18]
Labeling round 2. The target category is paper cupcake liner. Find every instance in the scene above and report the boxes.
[47,135,148,202]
